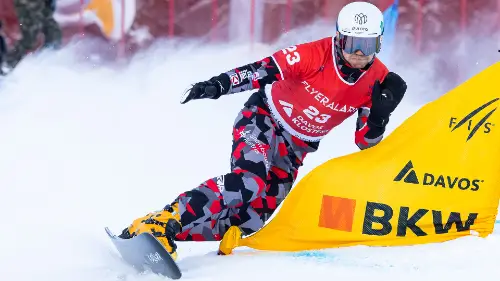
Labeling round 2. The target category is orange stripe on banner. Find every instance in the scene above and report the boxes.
[318,195,356,232]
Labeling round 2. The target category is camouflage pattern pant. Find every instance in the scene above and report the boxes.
[172,91,320,241]
[6,0,62,67]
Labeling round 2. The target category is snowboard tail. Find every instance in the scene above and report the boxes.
[105,227,182,279]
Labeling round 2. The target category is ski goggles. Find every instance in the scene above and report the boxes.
[337,34,382,56]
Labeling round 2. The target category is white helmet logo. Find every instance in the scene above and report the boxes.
[354,13,368,25]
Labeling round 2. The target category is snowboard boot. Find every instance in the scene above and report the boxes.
[119,203,182,260]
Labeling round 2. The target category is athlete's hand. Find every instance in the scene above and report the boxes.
[368,72,407,127]
[180,74,229,104]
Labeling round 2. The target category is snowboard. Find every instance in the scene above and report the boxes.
[105,227,182,279]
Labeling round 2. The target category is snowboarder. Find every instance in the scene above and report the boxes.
[118,1,407,260]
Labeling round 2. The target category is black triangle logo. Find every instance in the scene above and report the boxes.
[394,160,419,184]
[404,170,419,184]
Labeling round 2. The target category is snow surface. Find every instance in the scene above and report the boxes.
[0,33,499,281]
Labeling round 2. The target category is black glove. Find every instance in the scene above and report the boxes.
[367,71,407,128]
[180,74,230,104]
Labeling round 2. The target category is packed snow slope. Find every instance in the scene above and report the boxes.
[0,33,499,281]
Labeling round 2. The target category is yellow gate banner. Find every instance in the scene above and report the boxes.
[224,62,500,252]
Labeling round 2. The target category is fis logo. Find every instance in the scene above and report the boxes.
[394,160,482,192]
[449,98,499,141]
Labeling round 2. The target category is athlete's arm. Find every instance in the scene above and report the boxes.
[354,72,407,150]
[180,41,317,104]
[218,56,284,94]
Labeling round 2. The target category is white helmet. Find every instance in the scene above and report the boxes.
[336,1,384,55]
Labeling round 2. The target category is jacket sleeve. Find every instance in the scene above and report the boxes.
[354,106,386,150]
[217,56,283,95]
[215,41,317,96]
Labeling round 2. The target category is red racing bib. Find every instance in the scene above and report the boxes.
[266,37,388,142]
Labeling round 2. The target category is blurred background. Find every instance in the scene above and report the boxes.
[0,0,498,100]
